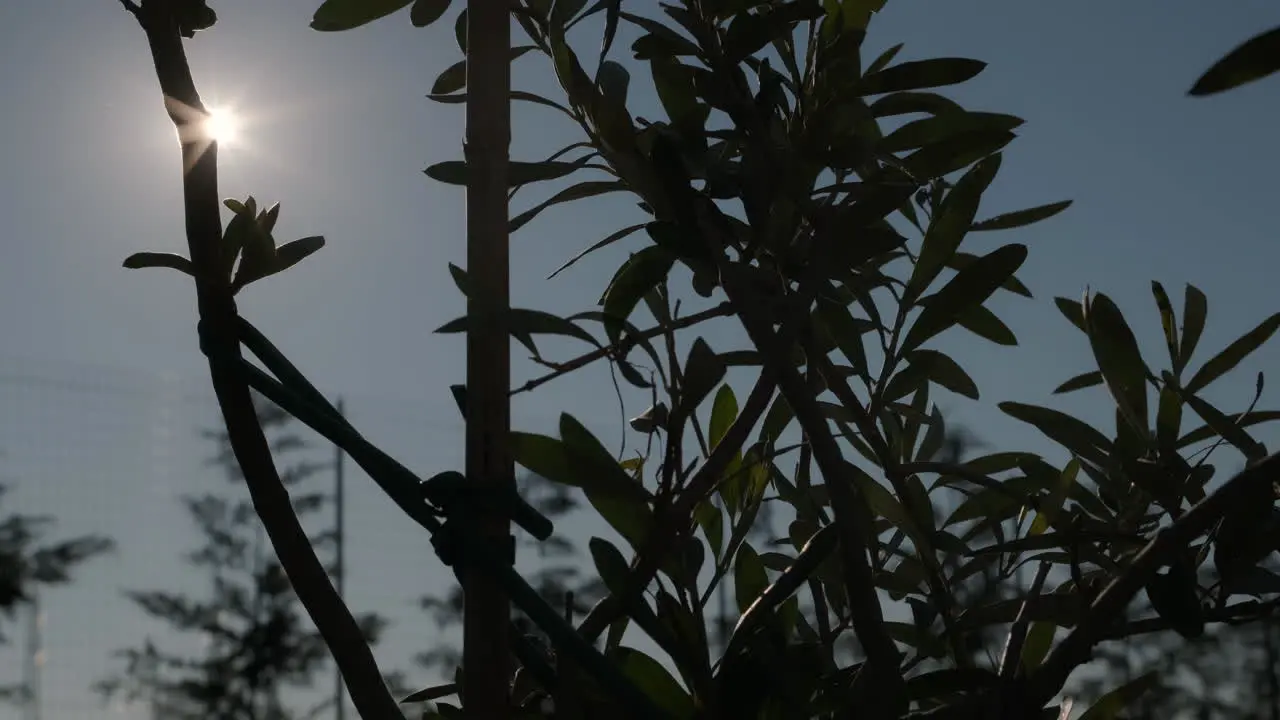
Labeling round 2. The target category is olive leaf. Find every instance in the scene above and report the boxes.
[1083,292,1150,439]
[708,384,739,451]
[878,112,1024,154]
[1164,372,1267,461]
[871,92,963,118]
[999,401,1112,469]
[614,647,697,720]
[1150,281,1179,368]
[428,89,576,122]
[122,252,195,277]
[956,305,1018,346]
[601,247,676,346]
[675,339,727,422]
[946,251,1032,298]
[970,200,1072,232]
[510,181,628,233]
[734,544,769,614]
[1178,283,1209,375]
[905,154,1002,301]
[434,308,599,353]
[882,350,979,401]
[244,235,325,287]
[312,0,414,31]
[1189,26,1280,96]
[857,58,987,96]
[865,42,904,75]
[1184,311,1280,394]
[410,0,451,27]
[901,244,1028,353]
[1145,556,1204,639]
[1053,371,1103,395]
[902,130,1015,181]
[1077,672,1160,720]
[425,153,584,187]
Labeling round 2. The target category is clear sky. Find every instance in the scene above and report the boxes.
[1,0,1279,718]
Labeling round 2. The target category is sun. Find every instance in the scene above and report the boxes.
[202,105,242,146]
[165,97,256,172]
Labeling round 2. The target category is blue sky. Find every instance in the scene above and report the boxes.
[2,0,1279,717]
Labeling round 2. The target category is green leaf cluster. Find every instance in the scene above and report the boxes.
[123,196,325,295]
[202,2,1280,719]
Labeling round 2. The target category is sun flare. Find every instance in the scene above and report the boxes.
[166,96,258,173]
[202,105,242,146]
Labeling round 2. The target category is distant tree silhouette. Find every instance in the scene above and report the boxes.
[0,477,113,703]
[97,396,396,719]
[1069,577,1280,719]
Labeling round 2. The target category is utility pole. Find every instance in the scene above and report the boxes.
[23,588,42,720]
[333,397,347,720]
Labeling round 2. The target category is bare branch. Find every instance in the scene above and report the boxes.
[121,5,401,718]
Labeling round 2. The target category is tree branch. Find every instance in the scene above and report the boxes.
[122,4,401,718]
[999,561,1052,680]
[1023,451,1280,710]
[717,263,906,711]
[1100,597,1280,641]
[575,365,777,641]
[575,254,839,645]
[811,353,970,663]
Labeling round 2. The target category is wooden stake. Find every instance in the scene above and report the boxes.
[462,0,512,717]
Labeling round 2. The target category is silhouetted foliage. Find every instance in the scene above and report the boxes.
[96,398,391,719]
[114,1,1280,717]
[416,472,608,673]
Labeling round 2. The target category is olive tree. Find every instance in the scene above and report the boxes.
[113,1,1280,718]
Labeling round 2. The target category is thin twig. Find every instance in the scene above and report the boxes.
[797,413,835,650]
[998,560,1052,680]
[718,262,906,708]
[576,368,777,641]
[511,302,733,396]
[1100,597,1280,641]
[576,234,840,646]
[899,461,1046,514]
[660,295,688,501]
[812,351,973,665]
[560,23,905,706]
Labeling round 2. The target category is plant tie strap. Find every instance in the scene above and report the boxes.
[197,317,242,370]
[206,315,669,719]
[422,470,550,570]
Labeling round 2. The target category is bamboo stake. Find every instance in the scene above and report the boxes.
[462,0,513,717]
